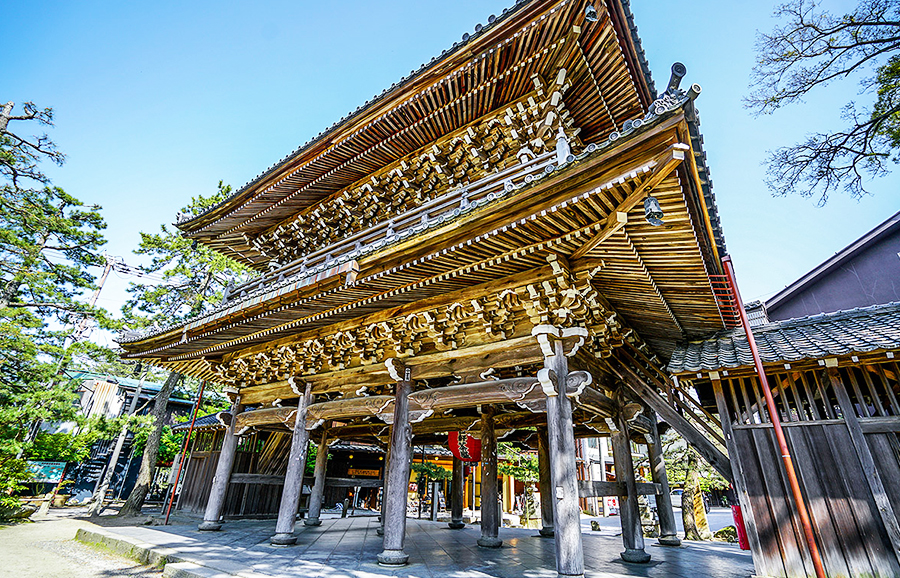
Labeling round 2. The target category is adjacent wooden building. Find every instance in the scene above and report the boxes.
[671,211,900,578]
[120,0,733,574]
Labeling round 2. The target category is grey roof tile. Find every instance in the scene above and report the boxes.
[668,301,900,374]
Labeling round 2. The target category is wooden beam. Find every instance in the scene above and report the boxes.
[570,386,616,417]
[238,336,545,405]
[610,358,732,481]
[238,377,548,428]
[633,143,689,195]
[325,477,383,488]
[570,212,627,260]
[570,143,688,262]
[230,474,285,485]
[578,480,660,498]
[326,411,545,440]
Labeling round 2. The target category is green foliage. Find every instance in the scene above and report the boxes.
[498,442,539,483]
[411,462,452,483]
[873,54,900,151]
[305,442,328,475]
[498,443,539,523]
[0,373,84,481]
[0,101,116,501]
[655,431,729,492]
[28,432,93,463]
[130,423,183,465]
[0,458,32,507]
[157,427,184,465]
[748,0,900,203]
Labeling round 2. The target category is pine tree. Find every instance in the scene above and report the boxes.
[116,182,252,516]
[0,101,112,508]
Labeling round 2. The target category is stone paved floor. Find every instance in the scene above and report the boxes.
[105,516,753,578]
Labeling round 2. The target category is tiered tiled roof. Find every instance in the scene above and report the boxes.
[668,302,900,374]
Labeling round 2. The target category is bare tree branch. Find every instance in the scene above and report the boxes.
[747,0,900,201]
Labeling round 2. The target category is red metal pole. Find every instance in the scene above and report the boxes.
[722,255,826,578]
[165,380,206,525]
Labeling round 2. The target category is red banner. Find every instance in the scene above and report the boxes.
[449,431,481,462]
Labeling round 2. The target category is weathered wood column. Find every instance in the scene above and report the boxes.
[535,325,587,578]
[646,410,680,546]
[198,397,243,531]
[304,424,329,526]
[272,383,313,545]
[377,360,413,566]
[536,426,555,537]
[611,407,651,563]
[477,406,502,548]
[449,456,466,529]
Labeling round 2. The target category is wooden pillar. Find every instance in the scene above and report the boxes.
[611,409,650,563]
[430,481,439,521]
[477,406,502,548]
[198,398,242,531]
[541,330,585,578]
[449,456,465,529]
[377,361,412,566]
[536,426,555,537]
[272,383,313,544]
[647,410,680,546]
[304,424,329,526]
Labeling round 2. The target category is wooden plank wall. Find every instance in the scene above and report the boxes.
[177,431,291,519]
[733,425,900,577]
[717,361,900,577]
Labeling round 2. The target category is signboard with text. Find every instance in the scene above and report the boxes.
[27,461,66,484]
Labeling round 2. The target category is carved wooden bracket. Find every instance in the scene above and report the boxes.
[532,325,588,358]
[537,367,593,398]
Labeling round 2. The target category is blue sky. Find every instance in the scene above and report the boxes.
[3,0,897,347]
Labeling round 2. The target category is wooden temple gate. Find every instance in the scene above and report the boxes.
[119,1,735,575]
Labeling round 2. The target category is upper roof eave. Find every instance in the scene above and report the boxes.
[175,0,549,237]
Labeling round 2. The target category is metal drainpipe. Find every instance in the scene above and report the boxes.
[722,255,826,578]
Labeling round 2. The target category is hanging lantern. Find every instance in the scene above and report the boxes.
[644,195,664,226]
[449,431,481,462]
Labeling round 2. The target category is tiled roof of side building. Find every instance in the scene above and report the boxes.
[667,301,900,374]
[171,412,224,431]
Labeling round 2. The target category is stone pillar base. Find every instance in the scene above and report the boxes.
[198,521,222,531]
[270,533,297,546]
[448,521,465,529]
[303,518,322,527]
[658,535,682,547]
[477,537,503,548]
[539,526,555,537]
[377,549,409,565]
[557,574,585,578]
[620,548,651,563]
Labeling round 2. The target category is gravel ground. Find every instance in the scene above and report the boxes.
[0,509,162,578]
